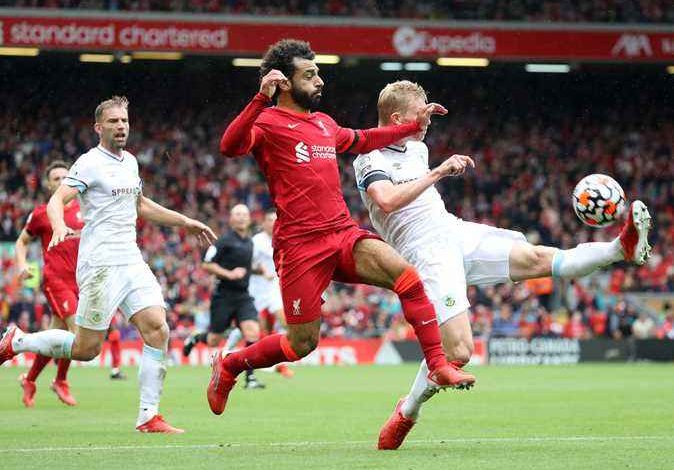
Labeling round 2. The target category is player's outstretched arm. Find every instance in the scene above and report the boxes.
[14,228,35,280]
[341,103,448,155]
[366,154,474,213]
[47,184,79,250]
[219,70,284,157]
[138,195,217,246]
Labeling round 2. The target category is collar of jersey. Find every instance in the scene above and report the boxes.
[385,144,407,153]
[272,106,315,120]
[97,145,124,161]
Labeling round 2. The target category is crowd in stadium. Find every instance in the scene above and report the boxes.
[4,0,673,23]
[1,69,673,343]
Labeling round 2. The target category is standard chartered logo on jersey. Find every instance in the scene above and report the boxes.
[295,142,336,164]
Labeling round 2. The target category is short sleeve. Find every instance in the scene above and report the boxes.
[203,245,218,263]
[63,156,95,193]
[353,150,392,191]
[24,211,37,236]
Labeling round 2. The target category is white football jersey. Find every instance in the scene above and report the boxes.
[353,141,457,257]
[64,145,144,267]
[249,231,278,295]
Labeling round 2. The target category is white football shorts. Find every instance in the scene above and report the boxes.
[405,221,526,325]
[251,279,284,314]
[75,262,165,330]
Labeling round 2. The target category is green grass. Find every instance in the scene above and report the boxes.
[1,364,673,469]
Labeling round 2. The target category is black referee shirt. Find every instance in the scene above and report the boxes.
[204,230,253,294]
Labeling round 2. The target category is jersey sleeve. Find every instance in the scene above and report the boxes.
[203,244,218,263]
[63,155,95,193]
[354,150,392,191]
[24,211,38,237]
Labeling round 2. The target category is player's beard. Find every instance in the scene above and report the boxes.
[291,87,321,111]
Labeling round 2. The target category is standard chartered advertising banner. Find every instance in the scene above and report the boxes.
[488,338,581,365]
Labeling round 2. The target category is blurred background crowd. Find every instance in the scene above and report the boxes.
[1,47,672,343]
[4,0,673,23]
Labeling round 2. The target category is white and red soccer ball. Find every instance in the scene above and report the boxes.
[572,174,626,227]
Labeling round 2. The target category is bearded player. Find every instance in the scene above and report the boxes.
[208,39,475,417]
[1,96,216,433]
[353,80,652,449]
[14,161,81,407]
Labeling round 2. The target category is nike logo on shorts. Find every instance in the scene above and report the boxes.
[421,319,437,325]
[288,123,300,129]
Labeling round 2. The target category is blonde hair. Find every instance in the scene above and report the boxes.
[94,96,129,123]
[377,81,427,125]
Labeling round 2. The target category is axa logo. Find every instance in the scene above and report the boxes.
[292,298,302,316]
[295,142,310,163]
[612,34,653,57]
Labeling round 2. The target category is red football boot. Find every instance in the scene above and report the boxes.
[207,352,237,415]
[378,397,416,450]
[619,200,652,266]
[427,363,476,389]
[18,373,36,408]
[50,379,77,406]
[136,414,185,434]
[0,326,20,366]
[275,363,294,378]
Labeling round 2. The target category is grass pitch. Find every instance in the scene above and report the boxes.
[1,363,672,469]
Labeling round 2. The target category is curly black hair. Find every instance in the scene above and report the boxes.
[260,39,315,81]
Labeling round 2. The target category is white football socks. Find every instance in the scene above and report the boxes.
[224,328,243,351]
[12,329,74,359]
[552,239,623,279]
[400,360,440,420]
[137,343,167,426]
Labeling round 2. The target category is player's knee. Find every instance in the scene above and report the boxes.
[288,333,318,358]
[142,320,169,348]
[72,341,102,361]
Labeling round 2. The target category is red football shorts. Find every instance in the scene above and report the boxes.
[274,226,380,324]
[43,278,78,320]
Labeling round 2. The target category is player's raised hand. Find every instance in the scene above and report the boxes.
[184,218,217,247]
[434,154,475,178]
[416,102,448,129]
[228,267,247,280]
[260,69,288,99]
[48,225,75,251]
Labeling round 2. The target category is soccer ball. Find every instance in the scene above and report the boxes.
[572,174,626,227]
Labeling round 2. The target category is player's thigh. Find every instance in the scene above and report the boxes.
[129,305,168,349]
[351,238,409,289]
[509,242,557,282]
[44,284,78,322]
[460,223,527,286]
[236,297,260,340]
[75,264,126,332]
[412,239,470,324]
[209,295,233,334]
[440,312,474,364]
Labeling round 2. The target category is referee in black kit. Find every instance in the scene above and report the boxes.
[184,204,265,389]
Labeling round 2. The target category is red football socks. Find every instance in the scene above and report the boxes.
[109,330,121,369]
[26,354,51,382]
[394,267,447,371]
[223,333,300,376]
[56,358,71,381]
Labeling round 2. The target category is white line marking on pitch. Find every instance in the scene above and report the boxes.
[1,435,673,453]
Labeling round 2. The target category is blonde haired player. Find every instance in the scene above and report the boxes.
[1,96,216,433]
[353,80,652,450]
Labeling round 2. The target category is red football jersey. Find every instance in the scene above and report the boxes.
[251,106,358,243]
[220,93,420,245]
[25,200,83,284]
